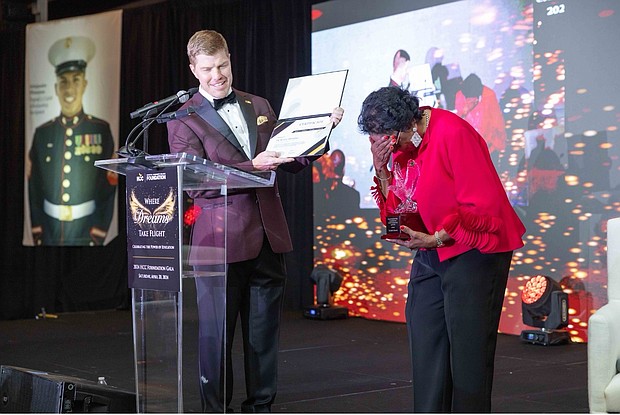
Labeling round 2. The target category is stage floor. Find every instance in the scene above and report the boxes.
[0,296,588,413]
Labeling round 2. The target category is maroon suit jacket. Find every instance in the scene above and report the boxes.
[167,89,309,265]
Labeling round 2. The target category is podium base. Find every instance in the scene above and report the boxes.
[520,329,571,346]
[303,305,348,320]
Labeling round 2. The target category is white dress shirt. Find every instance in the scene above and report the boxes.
[199,86,251,158]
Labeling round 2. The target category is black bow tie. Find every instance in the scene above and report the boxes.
[213,91,237,110]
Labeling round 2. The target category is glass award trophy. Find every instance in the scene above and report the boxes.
[381,160,428,240]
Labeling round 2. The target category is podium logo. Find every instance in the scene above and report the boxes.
[129,188,176,228]
[136,173,144,182]
[146,172,167,181]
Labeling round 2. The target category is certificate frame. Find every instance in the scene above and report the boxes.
[267,69,348,157]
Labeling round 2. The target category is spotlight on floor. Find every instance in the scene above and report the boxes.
[303,264,348,320]
[520,274,570,346]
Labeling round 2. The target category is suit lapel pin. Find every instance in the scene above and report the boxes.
[257,115,268,125]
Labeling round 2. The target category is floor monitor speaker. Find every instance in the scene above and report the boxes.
[0,365,136,413]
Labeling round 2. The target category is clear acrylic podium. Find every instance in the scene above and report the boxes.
[95,153,275,413]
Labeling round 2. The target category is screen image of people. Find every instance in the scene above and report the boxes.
[311,0,620,344]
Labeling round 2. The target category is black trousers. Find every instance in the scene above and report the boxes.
[194,238,287,413]
[406,248,513,413]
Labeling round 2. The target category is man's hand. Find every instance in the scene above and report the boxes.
[252,151,295,171]
[330,107,344,128]
[32,225,43,245]
[90,227,107,246]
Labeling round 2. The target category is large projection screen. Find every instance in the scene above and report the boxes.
[311,0,620,342]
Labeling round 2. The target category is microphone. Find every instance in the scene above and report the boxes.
[130,87,198,119]
[156,106,197,123]
[118,87,199,157]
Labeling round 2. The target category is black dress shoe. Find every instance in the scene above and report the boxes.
[241,404,270,413]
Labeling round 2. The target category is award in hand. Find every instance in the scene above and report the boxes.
[266,70,348,157]
[382,160,428,240]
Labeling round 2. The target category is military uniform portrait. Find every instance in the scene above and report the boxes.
[26,36,118,246]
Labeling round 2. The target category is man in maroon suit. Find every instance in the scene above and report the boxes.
[167,30,343,412]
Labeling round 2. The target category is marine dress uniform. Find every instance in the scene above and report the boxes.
[29,111,116,245]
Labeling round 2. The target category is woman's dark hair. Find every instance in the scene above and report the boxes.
[358,86,423,134]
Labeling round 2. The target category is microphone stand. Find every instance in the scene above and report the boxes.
[141,108,158,156]
[118,96,182,158]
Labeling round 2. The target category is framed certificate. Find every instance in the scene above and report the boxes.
[266,69,348,157]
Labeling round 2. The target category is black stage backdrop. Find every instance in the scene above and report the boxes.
[0,0,314,320]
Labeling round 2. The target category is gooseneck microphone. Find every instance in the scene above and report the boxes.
[129,88,196,120]
[156,106,197,123]
[118,87,198,157]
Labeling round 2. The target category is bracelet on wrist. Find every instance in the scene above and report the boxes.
[375,171,392,181]
[434,231,445,248]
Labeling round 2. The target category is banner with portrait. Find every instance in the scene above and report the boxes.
[23,10,122,247]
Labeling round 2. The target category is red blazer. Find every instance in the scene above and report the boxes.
[374,107,525,261]
[167,89,308,264]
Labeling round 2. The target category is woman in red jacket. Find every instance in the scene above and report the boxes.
[358,86,525,413]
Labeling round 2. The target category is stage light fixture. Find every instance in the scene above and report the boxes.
[520,274,570,345]
[303,264,348,320]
